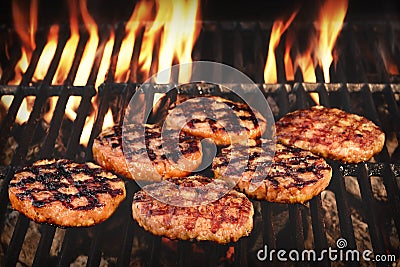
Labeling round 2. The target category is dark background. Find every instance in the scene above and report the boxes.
[0,0,399,27]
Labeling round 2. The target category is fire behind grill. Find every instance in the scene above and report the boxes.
[0,22,400,266]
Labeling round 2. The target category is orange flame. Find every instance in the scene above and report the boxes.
[74,0,99,86]
[296,47,317,83]
[284,36,295,81]
[53,0,80,85]
[115,0,154,82]
[7,0,44,125]
[33,25,59,82]
[264,12,297,83]
[9,0,38,85]
[3,0,201,146]
[378,43,400,76]
[139,0,201,83]
[315,0,348,82]
[280,0,348,84]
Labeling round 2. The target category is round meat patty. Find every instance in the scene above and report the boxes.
[275,105,385,163]
[93,124,202,181]
[165,96,267,146]
[132,176,254,244]
[8,159,126,227]
[213,140,332,203]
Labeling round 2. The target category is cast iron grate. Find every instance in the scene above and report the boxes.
[0,82,399,267]
[0,21,399,266]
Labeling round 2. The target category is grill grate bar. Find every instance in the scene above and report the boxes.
[116,181,138,267]
[360,86,400,214]
[38,88,72,159]
[289,205,305,266]
[261,202,276,250]
[0,167,14,231]
[11,31,69,164]
[356,164,386,255]
[148,236,161,267]
[65,87,95,159]
[129,27,145,83]
[0,32,22,85]
[0,32,46,158]
[177,241,192,267]
[57,228,82,267]
[233,24,244,71]
[37,30,90,159]
[3,214,30,267]
[86,223,107,267]
[253,23,264,84]
[32,224,56,267]
[329,161,359,267]
[310,196,330,267]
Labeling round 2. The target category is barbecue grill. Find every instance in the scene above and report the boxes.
[0,1,400,266]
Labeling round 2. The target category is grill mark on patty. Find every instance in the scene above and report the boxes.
[98,125,200,163]
[213,141,331,189]
[10,160,124,210]
[275,106,385,163]
[173,97,262,135]
[133,177,253,232]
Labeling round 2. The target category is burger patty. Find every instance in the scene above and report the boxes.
[275,106,385,163]
[132,176,254,244]
[8,159,126,227]
[213,140,332,203]
[165,96,267,146]
[93,124,202,181]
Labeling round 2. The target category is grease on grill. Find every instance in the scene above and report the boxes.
[10,159,124,210]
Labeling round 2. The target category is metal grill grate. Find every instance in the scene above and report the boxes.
[1,82,399,266]
[0,21,399,266]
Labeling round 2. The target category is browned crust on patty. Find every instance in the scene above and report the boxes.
[132,176,254,244]
[275,106,385,163]
[8,159,126,227]
[166,96,267,146]
[213,140,332,203]
[93,124,202,181]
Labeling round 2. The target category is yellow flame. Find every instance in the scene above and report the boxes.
[53,0,80,84]
[284,41,295,81]
[315,0,348,82]
[264,12,297,83]
[138,0,201,83]
[96,31,115,88]
[296,48,316,83]
[33,25,59,82]
[115,0,154,82]
[73,0,99,86]
[1,95,35,124]
[9,48,29,85]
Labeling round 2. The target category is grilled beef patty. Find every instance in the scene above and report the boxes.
[165,96,267,146]
[8,159,126,227]
[93,124,202,181]
[275,106,385,163]
[132,175,254,244]
[213,140,332,203]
